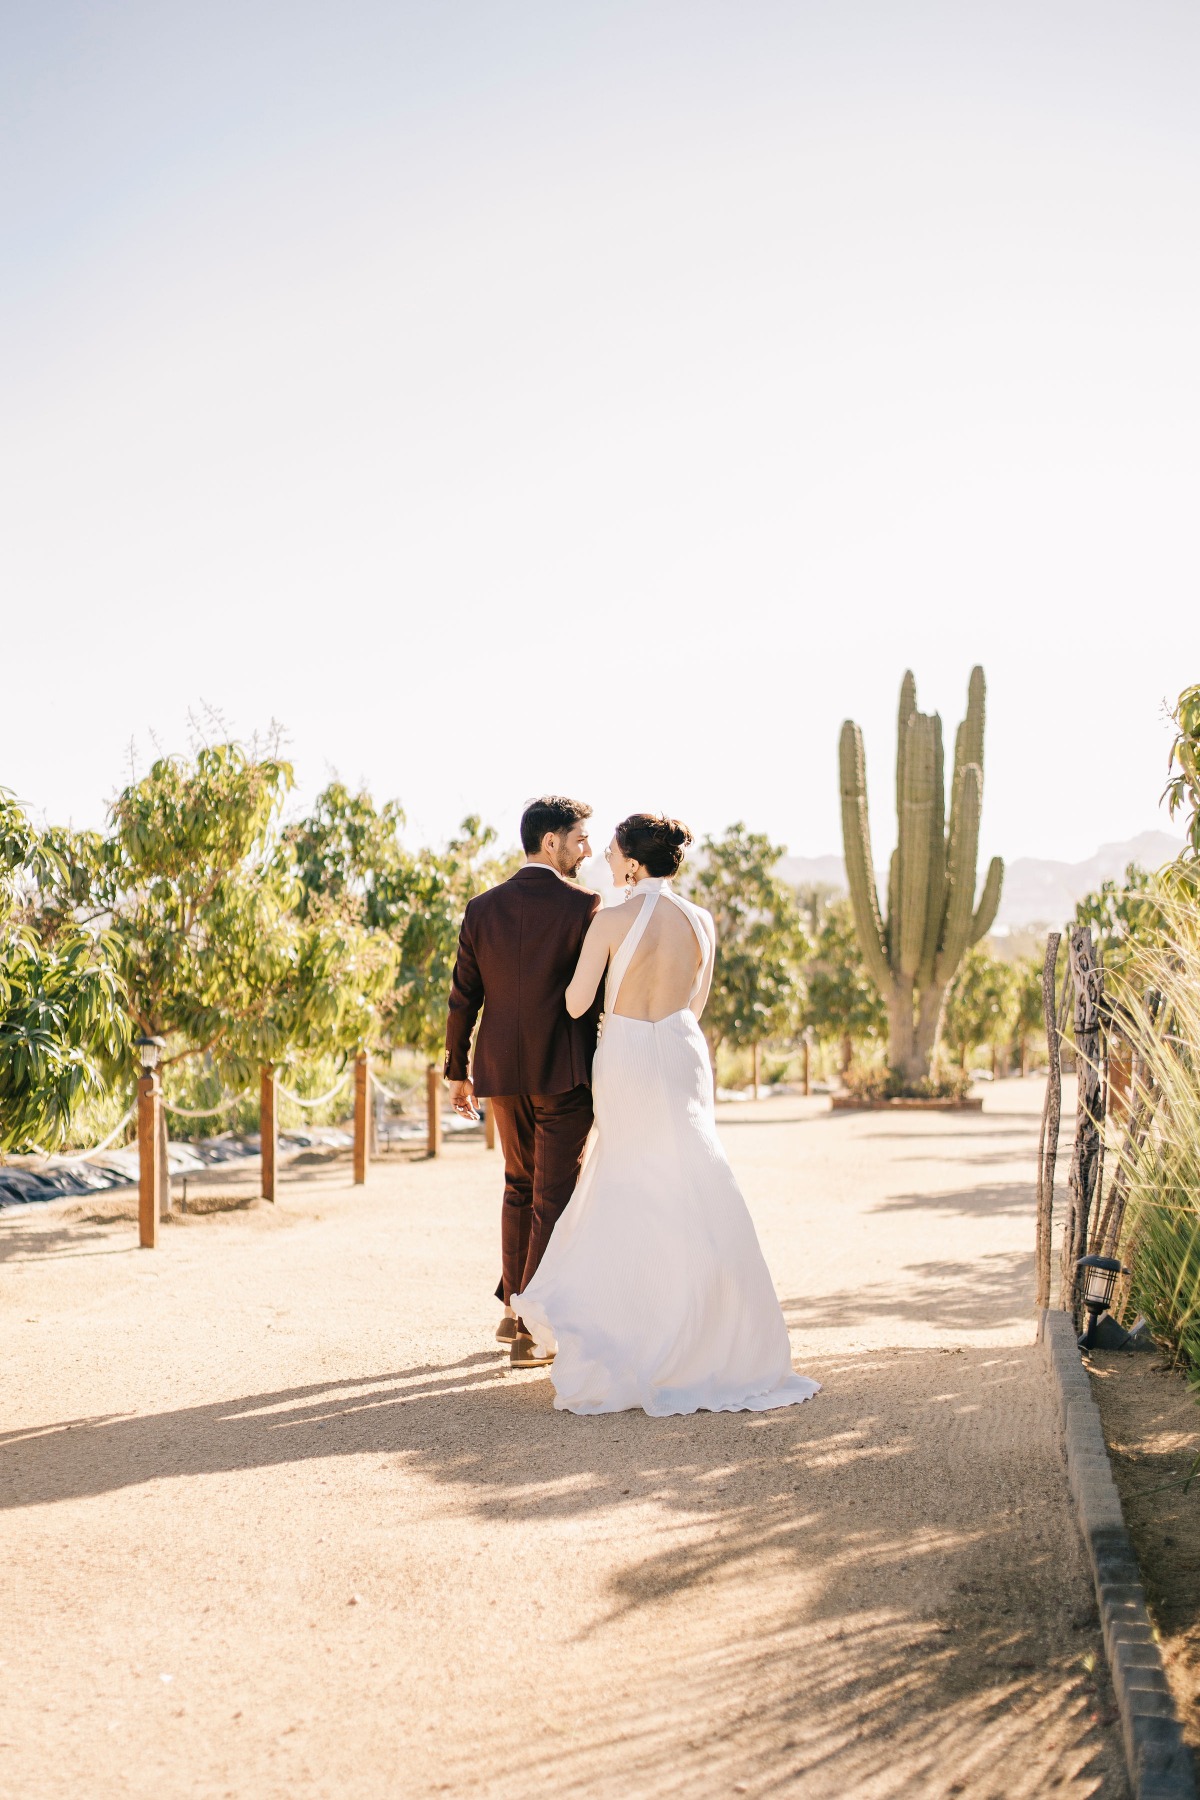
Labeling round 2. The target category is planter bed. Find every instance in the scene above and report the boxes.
[829,1094,985,1112]
[1088,1348,1200,1770]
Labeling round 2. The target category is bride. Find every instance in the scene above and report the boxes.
[512,813,820,1417]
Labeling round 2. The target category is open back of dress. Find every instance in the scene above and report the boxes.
[604,880,711,1022]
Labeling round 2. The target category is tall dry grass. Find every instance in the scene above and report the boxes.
[1113,882,1200,1369]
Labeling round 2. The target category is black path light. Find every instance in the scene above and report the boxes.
[135,1030,165,1072]
[1076,1253,1127,1351]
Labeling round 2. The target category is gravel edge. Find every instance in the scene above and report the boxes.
[1039,1307,1196,1800]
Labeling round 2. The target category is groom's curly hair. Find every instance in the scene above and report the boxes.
[520,795,592,854]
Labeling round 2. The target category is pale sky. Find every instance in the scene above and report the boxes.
[2,2,1197,867]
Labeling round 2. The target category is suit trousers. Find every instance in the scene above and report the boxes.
[490,1086,594,1307]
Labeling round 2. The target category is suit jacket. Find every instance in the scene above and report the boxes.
[444,865,602,1098]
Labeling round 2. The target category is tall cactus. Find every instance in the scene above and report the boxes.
[839,667,1003,1083]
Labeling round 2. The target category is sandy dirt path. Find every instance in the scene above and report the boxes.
[1,1083,1126,1799]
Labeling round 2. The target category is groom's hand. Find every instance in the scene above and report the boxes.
[448,1078,480,1121]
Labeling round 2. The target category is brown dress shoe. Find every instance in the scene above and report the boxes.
[510,1331,555,1368]
[495,1315,519,1345]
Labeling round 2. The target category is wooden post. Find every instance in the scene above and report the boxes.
[802,1036,811,1098]
[751,1041,760,1100]
[484,1101,496,1150]
[260,1064,277,1203]
[1034,931,1062,1310]
[138,1072,160,1249]
[1108,1035,1132,1128]
[157,1096,171,1222]
[1061,926,1105,1322]
[426,1065,442,1158]
[353,1050,369,1185]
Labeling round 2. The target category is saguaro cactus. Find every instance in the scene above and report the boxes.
[839,667,1003,1083]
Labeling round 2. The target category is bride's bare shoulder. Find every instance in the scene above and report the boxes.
[602,895,645,940]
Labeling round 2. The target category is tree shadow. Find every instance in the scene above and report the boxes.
[781,1249,1036,1333]
[0,1216,137,1265]
[870,1183,1036,1218]
[0,1344,1123,1795]
[854,1125,1038,1142]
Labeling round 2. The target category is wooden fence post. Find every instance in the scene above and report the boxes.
[157,1096,171,1222]
[138,1071,160,1249]
[427,1066,442,1159]
[484,1101,496,1150]
[802,1035,811,1098]
[751,1042,760,1100]
[1035,931,1062,1310]
[1061,925,1105,1321]
[353,1050,369,1185]
[260,1064,277,1203]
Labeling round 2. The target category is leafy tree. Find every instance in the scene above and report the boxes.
[34,746,392,1091]
[1074,862,1164,982]
[1164,682,1200,861]
[1009,954,1049,1076]
[287,789,520,1065]
[683,824,809,1061]
[801,895,887,1072]
[0,791,129,1151]
[287,781,411,929]
[942,947,1016,1070]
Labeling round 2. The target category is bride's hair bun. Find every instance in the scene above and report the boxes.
[615,812,693,877]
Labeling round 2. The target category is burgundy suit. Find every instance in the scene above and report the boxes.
[444,865,602,1303]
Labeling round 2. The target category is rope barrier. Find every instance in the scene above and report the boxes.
[162,1092,250,1118]
[36,1103,137,1164]
[274,1072,351,1109]
[369,1072,410,1103]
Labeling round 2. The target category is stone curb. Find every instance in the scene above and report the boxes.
[1039,1307,1196,1800]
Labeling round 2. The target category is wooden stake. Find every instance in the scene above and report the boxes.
[138,1072,160,1249]
[426,1065,442,1158]
[1061,926,1105,1321]
[353,1050,369,1185]
[1034,931,1062,1310]
[157,1096,171,1222]
[484,1101,496,1150]
[260,1063,277,1202]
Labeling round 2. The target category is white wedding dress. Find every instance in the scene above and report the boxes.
[513,879,821,1417]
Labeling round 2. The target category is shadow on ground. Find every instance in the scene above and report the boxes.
[781,1248,1036,1335]
[1,1343,1124,1797]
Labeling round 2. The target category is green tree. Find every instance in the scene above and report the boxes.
[0,791,129,1151]
[801,895,887,1073]
[683,824,809,1063]
[942,947,1016,1071]
[1010,954,1048,1076]
[1074,863,1164,982]
[35,746,392,1092]
[1163,681,1200,874]
[287,788,520,1065]
[287,781,411,929]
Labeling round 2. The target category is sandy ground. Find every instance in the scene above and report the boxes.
[1090,1348,1200,1750]
[1,1082,1127,1800]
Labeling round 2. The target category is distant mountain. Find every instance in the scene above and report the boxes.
[776,831,1182,930]
[994,832,1182,929]
[774,854,851,894]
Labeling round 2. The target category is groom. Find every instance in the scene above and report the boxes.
[444,796,602,1366]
